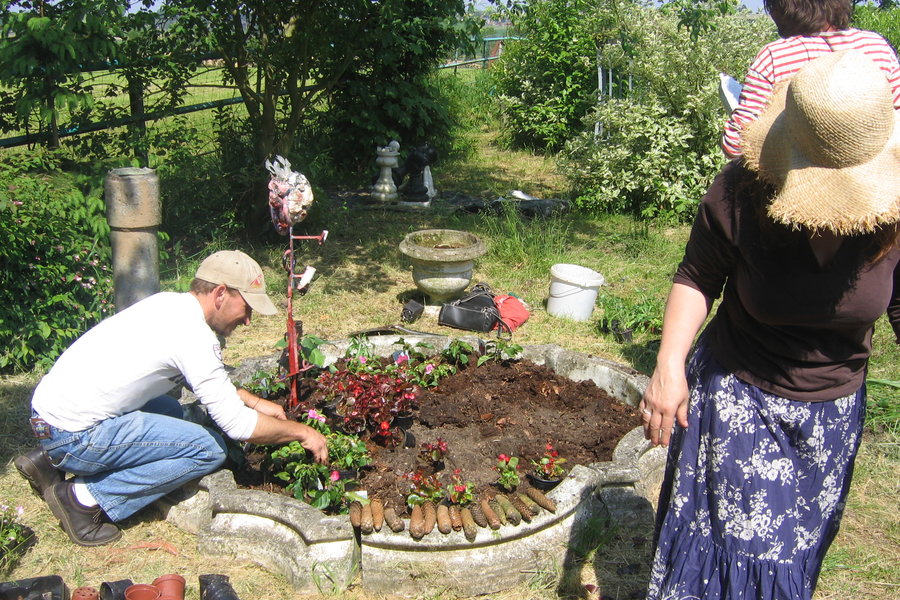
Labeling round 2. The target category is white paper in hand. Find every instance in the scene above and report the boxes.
[718,73,743,114]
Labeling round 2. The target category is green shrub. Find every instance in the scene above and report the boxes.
[558,6,772,221]
[560,99,719,222]
[491,0,599,150]
[853,5,900,48]
[0,153,113,372]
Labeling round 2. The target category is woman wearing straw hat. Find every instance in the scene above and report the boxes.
[641,50,899,599]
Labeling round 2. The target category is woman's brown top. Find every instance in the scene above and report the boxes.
[674,161,900,402]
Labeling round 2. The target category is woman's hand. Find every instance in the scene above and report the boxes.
[639,283,712,447]
[641,362,689,447]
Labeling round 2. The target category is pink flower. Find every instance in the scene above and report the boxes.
[330,470,341,482]
[424,363,434,375]
[358,356,367,364]
[498,453,509,462]
[395,353,409,365]
[306,409,326,423]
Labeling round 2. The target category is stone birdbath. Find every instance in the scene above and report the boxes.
[398,229,486,303]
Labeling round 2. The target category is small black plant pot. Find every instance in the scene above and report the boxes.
[335,468,359,481]
[199,575,239,600]
[610,320,633,344]
[0,575,68,600]
[393,414,414,430]
[526,472,564,491]
[100,579,134,600]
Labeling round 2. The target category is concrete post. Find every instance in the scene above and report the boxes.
[105,167,161,311]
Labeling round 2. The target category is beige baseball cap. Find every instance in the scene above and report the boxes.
[195,250,278,315]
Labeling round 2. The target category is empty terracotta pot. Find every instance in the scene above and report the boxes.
[123,584,160,600]
[72,586,100,600]
[151,575,185,600]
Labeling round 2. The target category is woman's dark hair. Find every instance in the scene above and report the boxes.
[764,0,853,37]
[870,224,900,263]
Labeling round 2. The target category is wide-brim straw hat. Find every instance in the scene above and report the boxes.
[742,50,900,234]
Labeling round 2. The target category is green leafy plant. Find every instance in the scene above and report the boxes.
[478,339,523,366]
[269,430,369,514]
[531,442,567,479]
[0,503,32,573]
[242,369,289,399]
[597,293,663,333]
[494,453,521,492]
[441,339,476,367]
[492,0,599,150]
[326,431,371,471]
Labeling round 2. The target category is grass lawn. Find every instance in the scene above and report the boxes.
[1,125,897,599]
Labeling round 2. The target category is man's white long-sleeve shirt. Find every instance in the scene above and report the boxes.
[32,292,258,440]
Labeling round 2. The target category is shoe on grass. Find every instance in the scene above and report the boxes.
[43,482,122,547]
[14,447,63,497]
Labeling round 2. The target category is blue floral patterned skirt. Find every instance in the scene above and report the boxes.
[647,340,866,600]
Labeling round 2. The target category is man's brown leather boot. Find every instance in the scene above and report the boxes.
[14,447,63,497]
[44,482,122,546]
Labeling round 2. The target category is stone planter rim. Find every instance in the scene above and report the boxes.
[399,229,486,263]
[164,338,664,597]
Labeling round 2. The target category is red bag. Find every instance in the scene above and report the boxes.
[493,294,530,333]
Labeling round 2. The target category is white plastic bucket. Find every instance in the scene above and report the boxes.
[547,264,605,321]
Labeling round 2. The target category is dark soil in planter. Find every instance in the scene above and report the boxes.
[235,359,640,516]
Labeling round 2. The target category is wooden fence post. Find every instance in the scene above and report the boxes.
[127,75,149,167]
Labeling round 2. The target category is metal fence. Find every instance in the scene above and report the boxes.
[0,36,519,154]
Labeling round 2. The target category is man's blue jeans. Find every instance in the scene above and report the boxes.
[38,395,228,522]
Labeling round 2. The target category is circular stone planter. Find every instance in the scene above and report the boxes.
[399,229,486,303]
[160,337,666,598]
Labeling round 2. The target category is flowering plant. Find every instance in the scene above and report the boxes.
[531,442,567,479]
[494,453,520,491]
[316,367,418,437]
[405,470,445,506]
[0,503,32,571]
[447,469,475,505]
[418,438,448,465]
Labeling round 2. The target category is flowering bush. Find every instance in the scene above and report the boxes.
[0,503,31,572]
[447,469,475,506]
[531,442,567,479]
[0,159,114,372]
[495,453,520,491]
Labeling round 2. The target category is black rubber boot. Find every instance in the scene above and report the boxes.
[43,482,122,547]
[14,447,63,497]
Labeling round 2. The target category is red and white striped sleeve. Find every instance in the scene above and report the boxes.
[722,47,777,158]
[722,31,900,157]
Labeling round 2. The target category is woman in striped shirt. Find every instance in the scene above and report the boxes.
[722,0,900,158]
